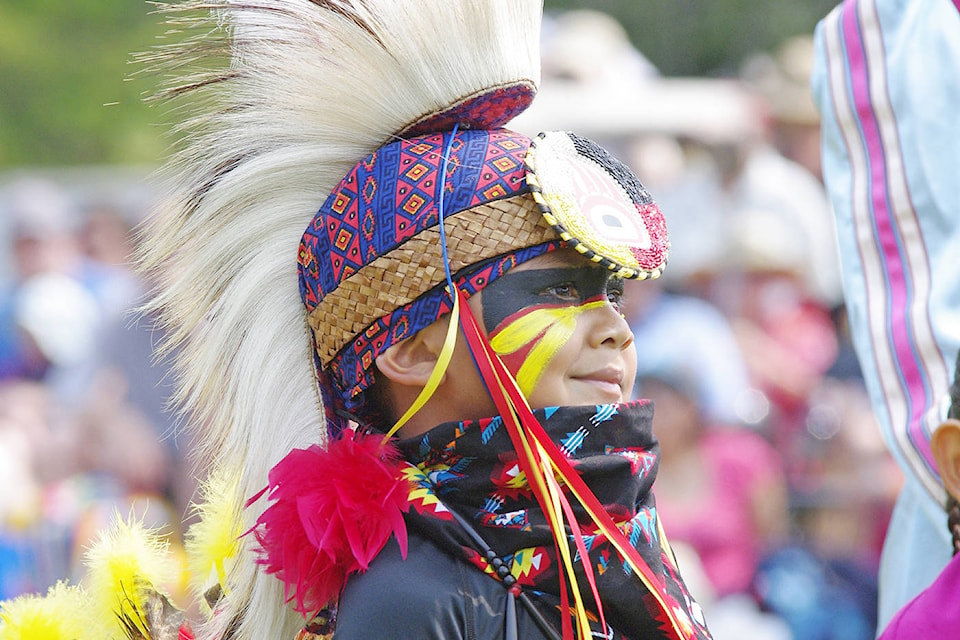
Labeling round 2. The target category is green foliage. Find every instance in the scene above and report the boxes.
[0,1,839,168]
[543,0,838,76]
[0,0,166,168]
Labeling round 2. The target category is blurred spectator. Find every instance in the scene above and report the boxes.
[0,381,48,599]
[13,272,102,403]
[634,368,791,639]
[0,380,80,594]
[794,379,900,562]
[741,35,823,181]
[0,177,191,602]
[623,277,752,428]
[0,179,82,380]
[5,179,82,279]
[80,205,135,267]
[0,365,176,593]
[717,214,839,438]
[636,369,789,599]
[653,133,842,310]
[750,379,890,640]
[0,180,137,404]
[753,545,876,640]
[77,204,141,323]
[541,9,659,87]
[78,202,192,512]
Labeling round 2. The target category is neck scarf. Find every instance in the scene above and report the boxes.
[398,400,711,640]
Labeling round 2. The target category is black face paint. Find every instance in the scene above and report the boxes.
[481,267,624,332]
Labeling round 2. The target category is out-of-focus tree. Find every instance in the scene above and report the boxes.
[0,0,839,168]
[544,0,837,76]
[0,0,165,168]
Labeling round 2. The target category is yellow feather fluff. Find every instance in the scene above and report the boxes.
[0,581,93,640]
[184,465,243,611]
[83,515,176,639]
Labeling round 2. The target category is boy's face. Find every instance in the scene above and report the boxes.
[380,248,640,437]
[470,248,638,410]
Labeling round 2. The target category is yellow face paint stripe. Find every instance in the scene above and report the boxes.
[514,322,574,395]
[490,300,607,396]
[490,300,605,354]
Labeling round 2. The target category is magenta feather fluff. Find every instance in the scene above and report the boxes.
[249,430,411,616]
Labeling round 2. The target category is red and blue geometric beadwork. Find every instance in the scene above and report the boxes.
[299,128,562,428]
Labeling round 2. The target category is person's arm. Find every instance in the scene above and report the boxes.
[812,0,960,512]
[811,0,960,627]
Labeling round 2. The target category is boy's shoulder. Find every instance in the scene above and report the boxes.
[332,527,558,640]
[332,530,475,639]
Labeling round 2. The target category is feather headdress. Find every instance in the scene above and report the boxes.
[138,2,542,638]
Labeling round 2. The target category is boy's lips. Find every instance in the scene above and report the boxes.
[572,367,625,400]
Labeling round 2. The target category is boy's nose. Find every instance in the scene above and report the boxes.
[589,301,634,350]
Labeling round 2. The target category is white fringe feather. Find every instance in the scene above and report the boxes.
[137,2,542,638]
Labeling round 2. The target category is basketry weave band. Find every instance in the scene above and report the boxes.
[299,128,565,411]
[308,194,557,366]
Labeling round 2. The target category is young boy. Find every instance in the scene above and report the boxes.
[0,3,712,640]
[275,126,711,640]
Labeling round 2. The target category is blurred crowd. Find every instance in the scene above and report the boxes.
[0,176,194,605]
[0,10,900,639]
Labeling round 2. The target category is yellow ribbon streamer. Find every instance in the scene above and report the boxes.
[383,289,461,441]
[482,335,598,639]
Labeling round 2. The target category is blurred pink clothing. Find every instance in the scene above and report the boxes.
[878,552,960,639]
[656,428,783,596]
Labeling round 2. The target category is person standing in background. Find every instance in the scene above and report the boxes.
[811,0,960,632]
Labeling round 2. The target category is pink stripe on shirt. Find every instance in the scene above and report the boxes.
[841,0,938,474]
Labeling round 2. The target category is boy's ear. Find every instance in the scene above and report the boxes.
[375,321,445,387]
[932,418,960,501]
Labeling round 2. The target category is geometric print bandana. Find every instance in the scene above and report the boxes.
[396,401,712,640]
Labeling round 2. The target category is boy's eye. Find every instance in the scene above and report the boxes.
[607,288,623,310]
[541,282,579,301]
[607,282,624,311]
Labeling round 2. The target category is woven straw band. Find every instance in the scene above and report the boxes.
[308,194,557,365]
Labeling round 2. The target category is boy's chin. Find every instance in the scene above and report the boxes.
[565,382,627,407]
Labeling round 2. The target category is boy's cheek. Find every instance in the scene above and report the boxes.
[489,301,604,396]
[488,306,566,396]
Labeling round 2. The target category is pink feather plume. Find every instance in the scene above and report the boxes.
[248,429,412,616]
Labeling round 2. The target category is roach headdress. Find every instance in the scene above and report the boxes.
[139,3,550,638]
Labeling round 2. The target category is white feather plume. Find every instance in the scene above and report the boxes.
[137,2,542,638]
